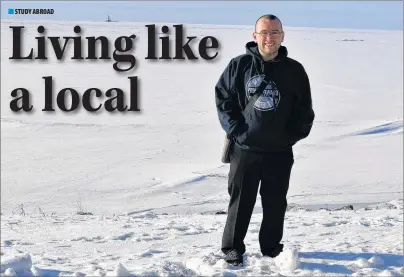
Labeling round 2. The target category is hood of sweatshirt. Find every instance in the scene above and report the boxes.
[245,41,288,73]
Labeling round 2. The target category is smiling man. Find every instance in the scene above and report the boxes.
[254,14,285,61]
[215,14,315,266]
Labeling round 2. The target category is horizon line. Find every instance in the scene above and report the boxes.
[1,18,402,32]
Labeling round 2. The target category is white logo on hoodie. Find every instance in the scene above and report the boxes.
[246,75,280,111]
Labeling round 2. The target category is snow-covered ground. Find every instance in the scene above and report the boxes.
[1,199,403,276]
[1,19,403,276]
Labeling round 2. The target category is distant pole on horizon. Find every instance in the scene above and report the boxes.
[106,15,117,22]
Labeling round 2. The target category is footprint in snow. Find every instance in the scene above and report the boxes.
[172,225,190,232]
[108,232,134,241]
[133,235,166,242]
[2,240,15,247]
[323,220,349,227]
[140,249,168,257]
[70,236,104,242]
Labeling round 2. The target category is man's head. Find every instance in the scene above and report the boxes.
[253,14,284,60]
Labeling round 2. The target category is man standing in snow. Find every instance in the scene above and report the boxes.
[215,14,315,266]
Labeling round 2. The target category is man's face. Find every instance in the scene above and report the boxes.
[253,18,284,57]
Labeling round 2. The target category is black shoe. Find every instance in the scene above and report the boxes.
[262,244,284,258]
[224,249,243,266]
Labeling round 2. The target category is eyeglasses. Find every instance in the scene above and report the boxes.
[255,31,283,37]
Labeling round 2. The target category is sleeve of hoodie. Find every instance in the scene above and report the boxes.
[288,64,315,145]
[215,59,246,138]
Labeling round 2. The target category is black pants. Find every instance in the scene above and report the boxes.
[221,144,294,256]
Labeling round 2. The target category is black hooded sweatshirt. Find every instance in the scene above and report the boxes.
[215,41,315,153]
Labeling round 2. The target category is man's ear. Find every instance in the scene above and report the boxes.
[281,31,285,43]
[253,31,258,42]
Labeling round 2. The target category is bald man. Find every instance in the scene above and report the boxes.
[215,14,315,266]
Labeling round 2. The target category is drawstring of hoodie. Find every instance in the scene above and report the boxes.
[254,58,278,122]
[266,63,276,122]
